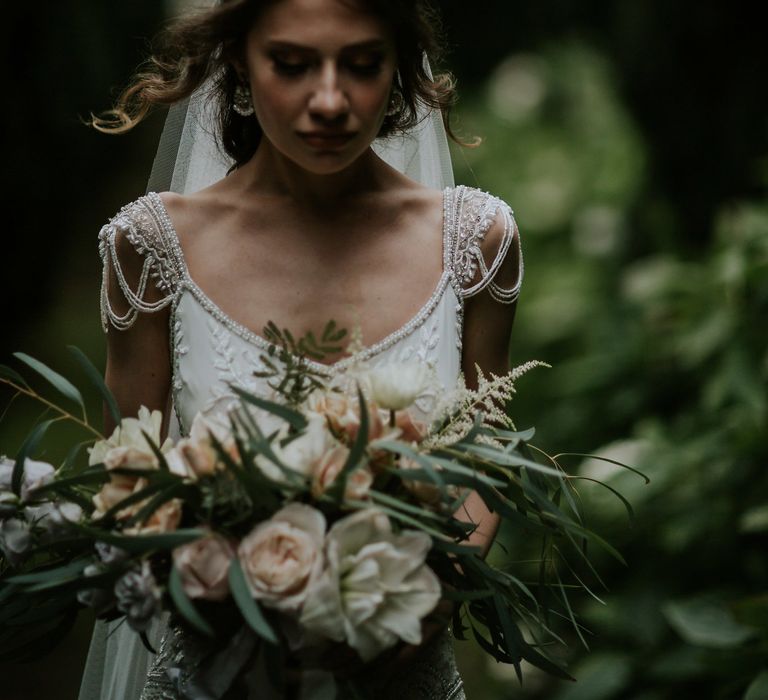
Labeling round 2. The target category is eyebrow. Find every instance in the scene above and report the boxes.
[264,39,389,53]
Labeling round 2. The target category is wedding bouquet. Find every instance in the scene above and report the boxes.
[0,325,633,696]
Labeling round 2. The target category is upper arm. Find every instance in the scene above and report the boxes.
[453,197,523,554]
[459,201,523,388]
[99,203,174,434]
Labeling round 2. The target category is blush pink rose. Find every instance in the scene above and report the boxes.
[238,503,326,613]
[173,532,236,601]
[394,410,428,445]
[311,445,373,501]
[166,414,240,481]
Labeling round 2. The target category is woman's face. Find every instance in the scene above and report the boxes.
[243,0,397,174]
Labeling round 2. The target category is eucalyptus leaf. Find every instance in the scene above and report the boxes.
[168,566,215,637]
[745,671,768,700]
[13,352,84,411]
[231,388,307,431]
[7,558,90,585]
[326,386,369,503]
[67,346,121,427]
[0,364,30,389]
[74,527,205,554]
[12,419,56,497]
[228,559,278,644]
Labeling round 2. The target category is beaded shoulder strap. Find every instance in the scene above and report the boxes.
[98,195,181,332]
[450,186,523,304]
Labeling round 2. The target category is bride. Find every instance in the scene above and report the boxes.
[80,0,522,697]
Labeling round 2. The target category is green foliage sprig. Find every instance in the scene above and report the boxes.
[253,320,347,407]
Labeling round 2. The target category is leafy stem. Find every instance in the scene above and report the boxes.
[0,378,102,439]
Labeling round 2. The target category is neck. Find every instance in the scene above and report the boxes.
[235,139,390,207]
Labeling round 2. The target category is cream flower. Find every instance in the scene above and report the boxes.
[0,457,55,502]
[173,532,236,601]
[166,413,238,481]
[364,363,433,411]
[90,407,175,518]
[238,503,326,614]
[311,445,373,501]
[255,412,333,486]
[300,508,441,661]
[88,406,172,468]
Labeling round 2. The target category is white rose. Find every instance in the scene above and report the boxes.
[238,503,326,613]
[364,363,433,411]
[26,501,83,530]
[89,406,172,468]
[166,413,238,481]
[300,508,441,661]
[0,456,55,502]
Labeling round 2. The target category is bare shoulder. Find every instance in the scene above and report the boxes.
[156,189,223,244]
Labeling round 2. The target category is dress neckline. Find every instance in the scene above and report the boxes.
[146,188,457,374]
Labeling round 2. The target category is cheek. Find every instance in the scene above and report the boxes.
[251,75,302,123]
[356,84,391,118]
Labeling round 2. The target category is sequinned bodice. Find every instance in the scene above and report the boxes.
[98,186,522,437]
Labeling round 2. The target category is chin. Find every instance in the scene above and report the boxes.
[292,145,372,176]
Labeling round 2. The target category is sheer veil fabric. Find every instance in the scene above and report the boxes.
[79,53,457,700]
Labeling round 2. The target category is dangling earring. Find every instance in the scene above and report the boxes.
[386,86,404,117]
[233,83,254,117]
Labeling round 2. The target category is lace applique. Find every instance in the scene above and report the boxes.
[378,315,442,416]
[450,186,524,305]
[197,318,276,431]
[98,196,181,332]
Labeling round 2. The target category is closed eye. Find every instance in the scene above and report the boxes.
[346,59,383,77]
[271,55,308,76]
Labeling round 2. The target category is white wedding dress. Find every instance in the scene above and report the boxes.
[79,183,522,699]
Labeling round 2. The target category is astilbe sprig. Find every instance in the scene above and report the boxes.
[424,360,549,450]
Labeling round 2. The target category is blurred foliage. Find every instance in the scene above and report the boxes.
[452,40,768,700]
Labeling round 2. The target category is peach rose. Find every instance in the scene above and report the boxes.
[166,413,239,481]
[311,445,373,501]
[394,410,428,445]
[92,473,148,518]
[238,503,326,614]
[173,532,236,601]
[308,390,386,444]
[399,457,442,506]
[92,448,156,519]
[123,498,183,536]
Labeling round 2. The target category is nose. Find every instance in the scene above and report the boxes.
[308,62,349,120]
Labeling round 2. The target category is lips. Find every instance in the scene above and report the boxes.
[297,132,357,149]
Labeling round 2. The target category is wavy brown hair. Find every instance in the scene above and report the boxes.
[93,0,463,169]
